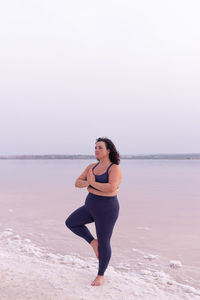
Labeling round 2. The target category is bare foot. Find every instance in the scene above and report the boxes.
[91,275,104,286]
[90,239,99,259]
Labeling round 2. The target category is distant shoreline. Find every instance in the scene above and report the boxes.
[0,154,199,160]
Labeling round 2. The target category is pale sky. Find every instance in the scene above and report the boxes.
[0,0,199,155]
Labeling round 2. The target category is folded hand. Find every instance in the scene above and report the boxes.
[87,168,96,185]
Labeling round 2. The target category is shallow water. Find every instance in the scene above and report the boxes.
[0,159,200,291]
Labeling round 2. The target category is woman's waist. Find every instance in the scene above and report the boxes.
[87,192,118,200]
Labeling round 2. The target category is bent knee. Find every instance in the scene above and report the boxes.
[65,217,72,228]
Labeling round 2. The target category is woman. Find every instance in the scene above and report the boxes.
[65,137,122,286]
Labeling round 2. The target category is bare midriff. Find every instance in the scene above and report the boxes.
[87,186,119,197]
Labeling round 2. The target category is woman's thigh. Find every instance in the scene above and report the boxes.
[65,205,94,227]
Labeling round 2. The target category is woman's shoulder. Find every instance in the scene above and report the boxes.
[111,162,120,167]
[109,163,121,172]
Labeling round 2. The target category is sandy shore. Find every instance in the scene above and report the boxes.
[0,228,200,300]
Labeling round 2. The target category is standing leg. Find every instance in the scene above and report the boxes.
[95,213,119,276]
[65,205,95,244]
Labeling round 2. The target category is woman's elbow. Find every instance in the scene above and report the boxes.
[110,184,117,193]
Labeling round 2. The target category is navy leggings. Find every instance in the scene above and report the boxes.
[65,192,120,276]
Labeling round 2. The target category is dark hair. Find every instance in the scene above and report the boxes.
[95,137,120,165]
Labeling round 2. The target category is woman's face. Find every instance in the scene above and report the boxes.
[95,141,110,159]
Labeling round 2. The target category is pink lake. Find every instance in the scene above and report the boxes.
[0,159,200,290]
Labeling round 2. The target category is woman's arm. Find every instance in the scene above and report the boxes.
[87,185,120,196]
[75,179,89,188]
[88,182,113,192]
[75,163,95,188]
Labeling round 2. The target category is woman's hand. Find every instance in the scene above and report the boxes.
[87,168,96,185]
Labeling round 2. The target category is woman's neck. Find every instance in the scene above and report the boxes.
[98,158,111,166]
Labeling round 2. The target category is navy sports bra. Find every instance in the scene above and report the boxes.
[89,162,114,191]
